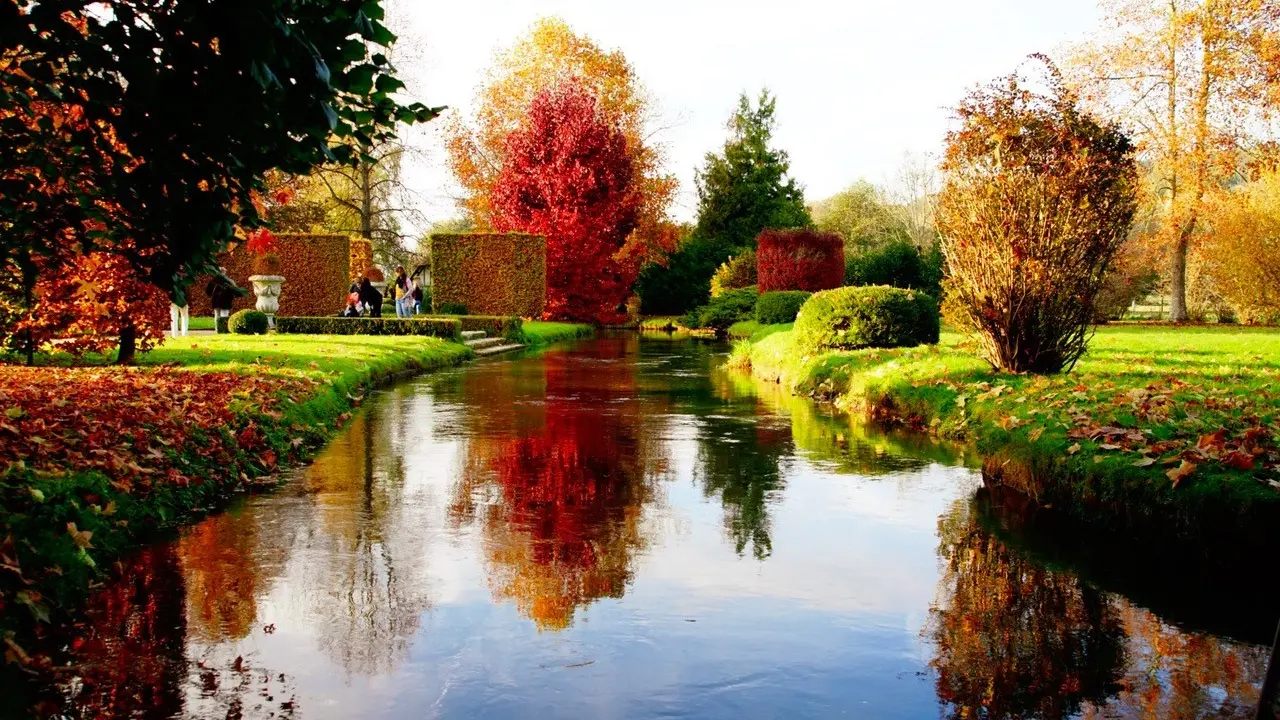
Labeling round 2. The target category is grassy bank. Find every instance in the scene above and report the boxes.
[730,324,1280,542]
[0,334,472,667]
[521,321,595,346]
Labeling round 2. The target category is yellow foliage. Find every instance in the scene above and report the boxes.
[1201,170,1280,323]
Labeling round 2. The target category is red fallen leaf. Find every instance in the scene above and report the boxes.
[1167,460,1197,487]
[1221,450,1255,470]
[261,450,277,469]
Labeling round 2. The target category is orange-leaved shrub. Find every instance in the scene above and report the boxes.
[710,249,757,297]
[936,59,1138,373]
[431,233,547,318]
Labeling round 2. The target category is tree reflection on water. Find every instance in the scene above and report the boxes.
[930,495,1268,719]
[451,336,665,630]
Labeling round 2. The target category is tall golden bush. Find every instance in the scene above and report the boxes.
[1201,170,1280,324]
[936,59,1138,373]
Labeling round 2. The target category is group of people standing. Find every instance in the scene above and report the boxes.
[342,266,424,318]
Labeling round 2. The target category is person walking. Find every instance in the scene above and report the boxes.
[207,270,244,333]
[393,266,410,318]
[412,281,424,315]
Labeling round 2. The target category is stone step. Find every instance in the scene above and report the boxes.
[460,330,487,341]
[474,343,526,357]
[465,336,505,350]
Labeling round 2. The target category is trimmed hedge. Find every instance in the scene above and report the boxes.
[275,316,461,340]
[432,233,546,318]
[757,229,845,293]
[794,285,939,353]
[188,234,355,317]
[755,290,811,324]
[348,237,374,283]
[423,314,523,341]
[229,309,269,335]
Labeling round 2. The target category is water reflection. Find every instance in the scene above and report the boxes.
[931,494,1269,719]
[12,335,1268,718]
[450,337,663,629]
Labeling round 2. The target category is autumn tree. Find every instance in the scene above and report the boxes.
[1065,0,1280,321]
[2,0,440,362]
[936,59,1138,373]
[1200,168,1280,322]
[635,90,810,314]
[446,17,677,265]
[810,181,909,252]
[490,80,640,324]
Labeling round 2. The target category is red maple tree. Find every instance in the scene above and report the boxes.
[490,80,640,324]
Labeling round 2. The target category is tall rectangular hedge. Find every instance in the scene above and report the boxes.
[187,234,354,317]
[757,229,845,293]
[431,233,546,318]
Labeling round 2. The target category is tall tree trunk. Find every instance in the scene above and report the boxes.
[116,324,137,365]
[1169,218,1194,322]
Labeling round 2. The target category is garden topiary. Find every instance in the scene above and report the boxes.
[755,290,811,324]
[793,286,939,353]
[228,309,270,335]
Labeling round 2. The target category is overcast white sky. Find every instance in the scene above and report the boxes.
[391,0,1102,227]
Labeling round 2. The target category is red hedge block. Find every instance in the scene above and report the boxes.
[756,229,845,293]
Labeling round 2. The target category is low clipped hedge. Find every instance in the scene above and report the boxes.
[424,314,523,341]
[794,285,939,353]
[229,309,269,335]
[755,291,811,324]
[275,316,461,340]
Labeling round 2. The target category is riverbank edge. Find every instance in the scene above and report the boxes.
[521,321,596,346]
[728,327,1280,549]
[0,336,480,670]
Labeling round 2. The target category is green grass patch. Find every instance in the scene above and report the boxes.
[734,324,1280,540]
[521,321,594,346]
[727,320,792,342]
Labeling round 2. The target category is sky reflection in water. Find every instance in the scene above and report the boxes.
[59,334,1269,719]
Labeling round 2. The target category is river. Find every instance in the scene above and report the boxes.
[48,334,1272,718]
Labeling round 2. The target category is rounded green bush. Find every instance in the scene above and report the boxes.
[228,309,269,335]
[794,285,939,353]
[755,290,811,324]
[682,286,758,330]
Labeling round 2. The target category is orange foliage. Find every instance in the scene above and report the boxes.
[14,250,169,357]
[444,17,677,266]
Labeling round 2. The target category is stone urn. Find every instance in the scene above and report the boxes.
[249,275,284,329]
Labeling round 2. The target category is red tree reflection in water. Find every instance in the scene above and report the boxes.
[62,545,186,717]
[930,497,1268,719]
[454,336,661,630]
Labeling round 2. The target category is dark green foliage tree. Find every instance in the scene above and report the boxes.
[2,0,442,362]
[636,90,809,314]
[844,239,943,295]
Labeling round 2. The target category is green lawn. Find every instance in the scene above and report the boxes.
[521,321,595,346]
[733,324,1280,537]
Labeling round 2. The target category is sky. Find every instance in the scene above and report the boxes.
[391,0,1103,227]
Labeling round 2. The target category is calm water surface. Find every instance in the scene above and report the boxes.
[56,334,1271,718]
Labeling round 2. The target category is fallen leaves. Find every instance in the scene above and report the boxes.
[1166,460,1198,487]
[0,366,315,491]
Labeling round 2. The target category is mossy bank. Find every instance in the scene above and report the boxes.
[730,324,1280,550]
